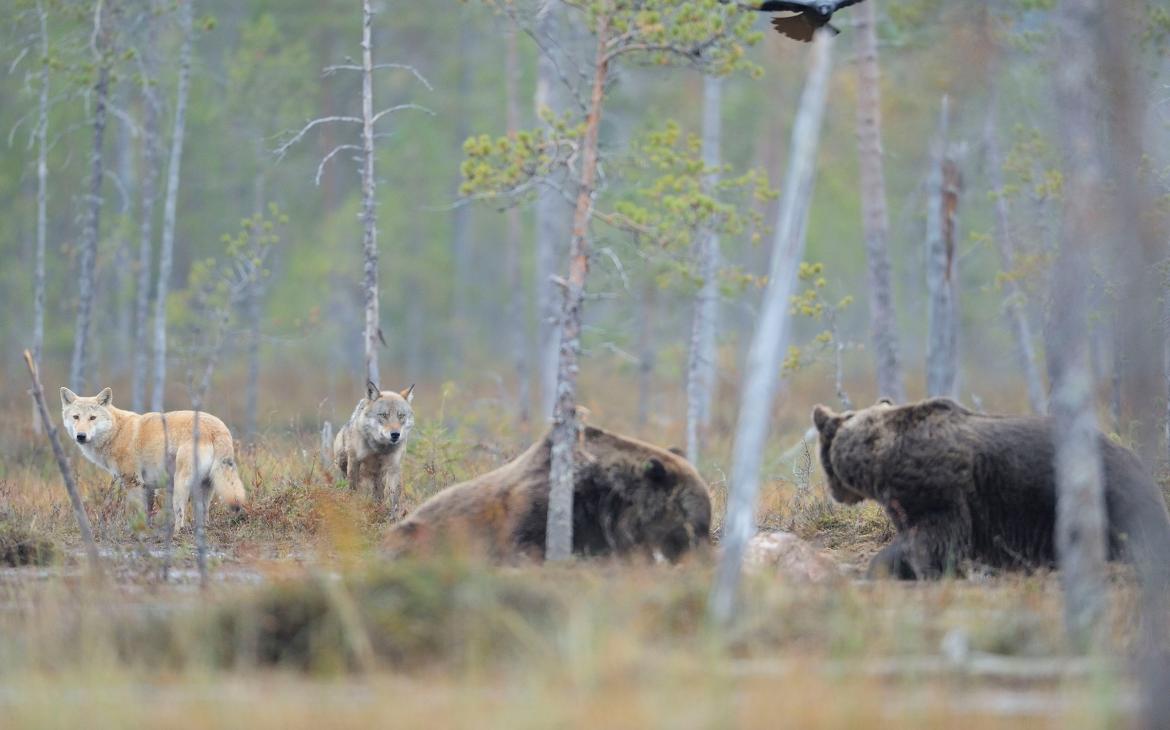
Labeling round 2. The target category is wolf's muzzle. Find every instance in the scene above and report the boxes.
[76,433,88,444]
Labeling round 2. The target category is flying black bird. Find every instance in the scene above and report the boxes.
[732,1,868,42]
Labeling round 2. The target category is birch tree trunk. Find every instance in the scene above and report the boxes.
[546,11,611,562]
[32,1,50,431]
[151,0,195,413]
[70,3,112,393]
[686,74,722,462]
[638,278,656,431]
[710,32,835,623]
[854,0,905,403]
[1050,0,1108,649]
[244,160,265,443]
[505,27,531,425]
[985,94,1046,414]
[534,5,570,422]
[360,0,380,386]
[925,96,960,399]
[451,19,474,353]
[131,3,160,413]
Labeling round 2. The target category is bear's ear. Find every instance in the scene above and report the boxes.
[812,405,836,434]
[644,458,670,486]
[668,446,687,459]
[96,387,112,407]
[875,397,895,407]
[366,380,381,401]
[400,384,415,403]
[61,387,78,406]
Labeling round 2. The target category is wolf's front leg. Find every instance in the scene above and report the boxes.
[120,474,151,529]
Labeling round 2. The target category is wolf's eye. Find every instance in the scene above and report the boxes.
[89,416,96,421]
[73,415,79,420]
[397,412,406,420]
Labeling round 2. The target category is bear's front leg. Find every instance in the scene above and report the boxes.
[868,511,971,580]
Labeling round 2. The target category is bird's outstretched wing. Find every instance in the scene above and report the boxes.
[771,13,817,41]
[754,1,815,12]
[830,0,868,10]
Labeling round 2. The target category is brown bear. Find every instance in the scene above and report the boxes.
[812,397,1170,579]
[383,424,712,562]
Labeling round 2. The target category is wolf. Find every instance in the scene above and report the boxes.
[60,387,247,529]
[333,381,415,510]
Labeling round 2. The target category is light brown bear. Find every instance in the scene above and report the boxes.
[383,425,712,562]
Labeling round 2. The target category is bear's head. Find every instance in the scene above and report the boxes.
[812,397,968,505]
[572,426,712,562]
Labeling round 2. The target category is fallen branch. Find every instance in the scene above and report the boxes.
[22,349,103,578]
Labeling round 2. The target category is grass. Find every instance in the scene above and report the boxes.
[0,369,1153,727]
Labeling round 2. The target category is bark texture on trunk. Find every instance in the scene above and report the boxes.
[70,5,112,393]
[853,0,905,403]
[686,73,722,462]
[546,11,611,562]
[505,27,531,425]
[32,2,50,431]
[534,5,571,422]
[925,96,960,399]
[985,95,1046,414]
[360,0,380,386]
[151,0,195,413]
[710,32,834,624]
[1050,0,1108,649]
[131,3,160,413]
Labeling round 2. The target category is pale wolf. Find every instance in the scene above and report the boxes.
[60,387,247,529]
[334,381,414,509]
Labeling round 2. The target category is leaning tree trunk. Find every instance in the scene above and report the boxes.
[1050,0,1109,650]
[925,96,960,399]
[31,1,50,431]
[505,27,531,425]
[710,31,835,624]
[686,73,723,462]
[70,10,112,393]
[534,4,571,421]
[985,93,1046,414]
[546,13,611,562]
[131,3,160,413]
[360,0,381,386]
[151,0,195,413]
[854,0,905,403]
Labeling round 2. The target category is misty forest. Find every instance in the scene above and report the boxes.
[2,0,1170,726]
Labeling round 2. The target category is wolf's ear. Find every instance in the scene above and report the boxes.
[96,387,112,406]
[366,380,381,401]
[400,384,414,403]
[60,387,78,406]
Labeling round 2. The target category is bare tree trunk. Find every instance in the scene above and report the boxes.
[191,407,207,587]
[360,0,381,386]
[70,3,112,393]
[32,1,50,432]
[151,0,195,413]
[638,279,656,431]
[546,12,611,562]
[1050,0,1109,649]
[505,27,531,426]
[854,0,905,403]
[710,32,835,624]
[131,3,160,413]
[985,94,1046,414]
[244,163,265,443]
[686,74,722,462]
[925,96,960,399]
[112,88,136,376]
[534,5,570,422]
[451,19,474,354]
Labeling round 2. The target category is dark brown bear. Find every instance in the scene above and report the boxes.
[812,397,1170,579]
[383,425,712,562]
